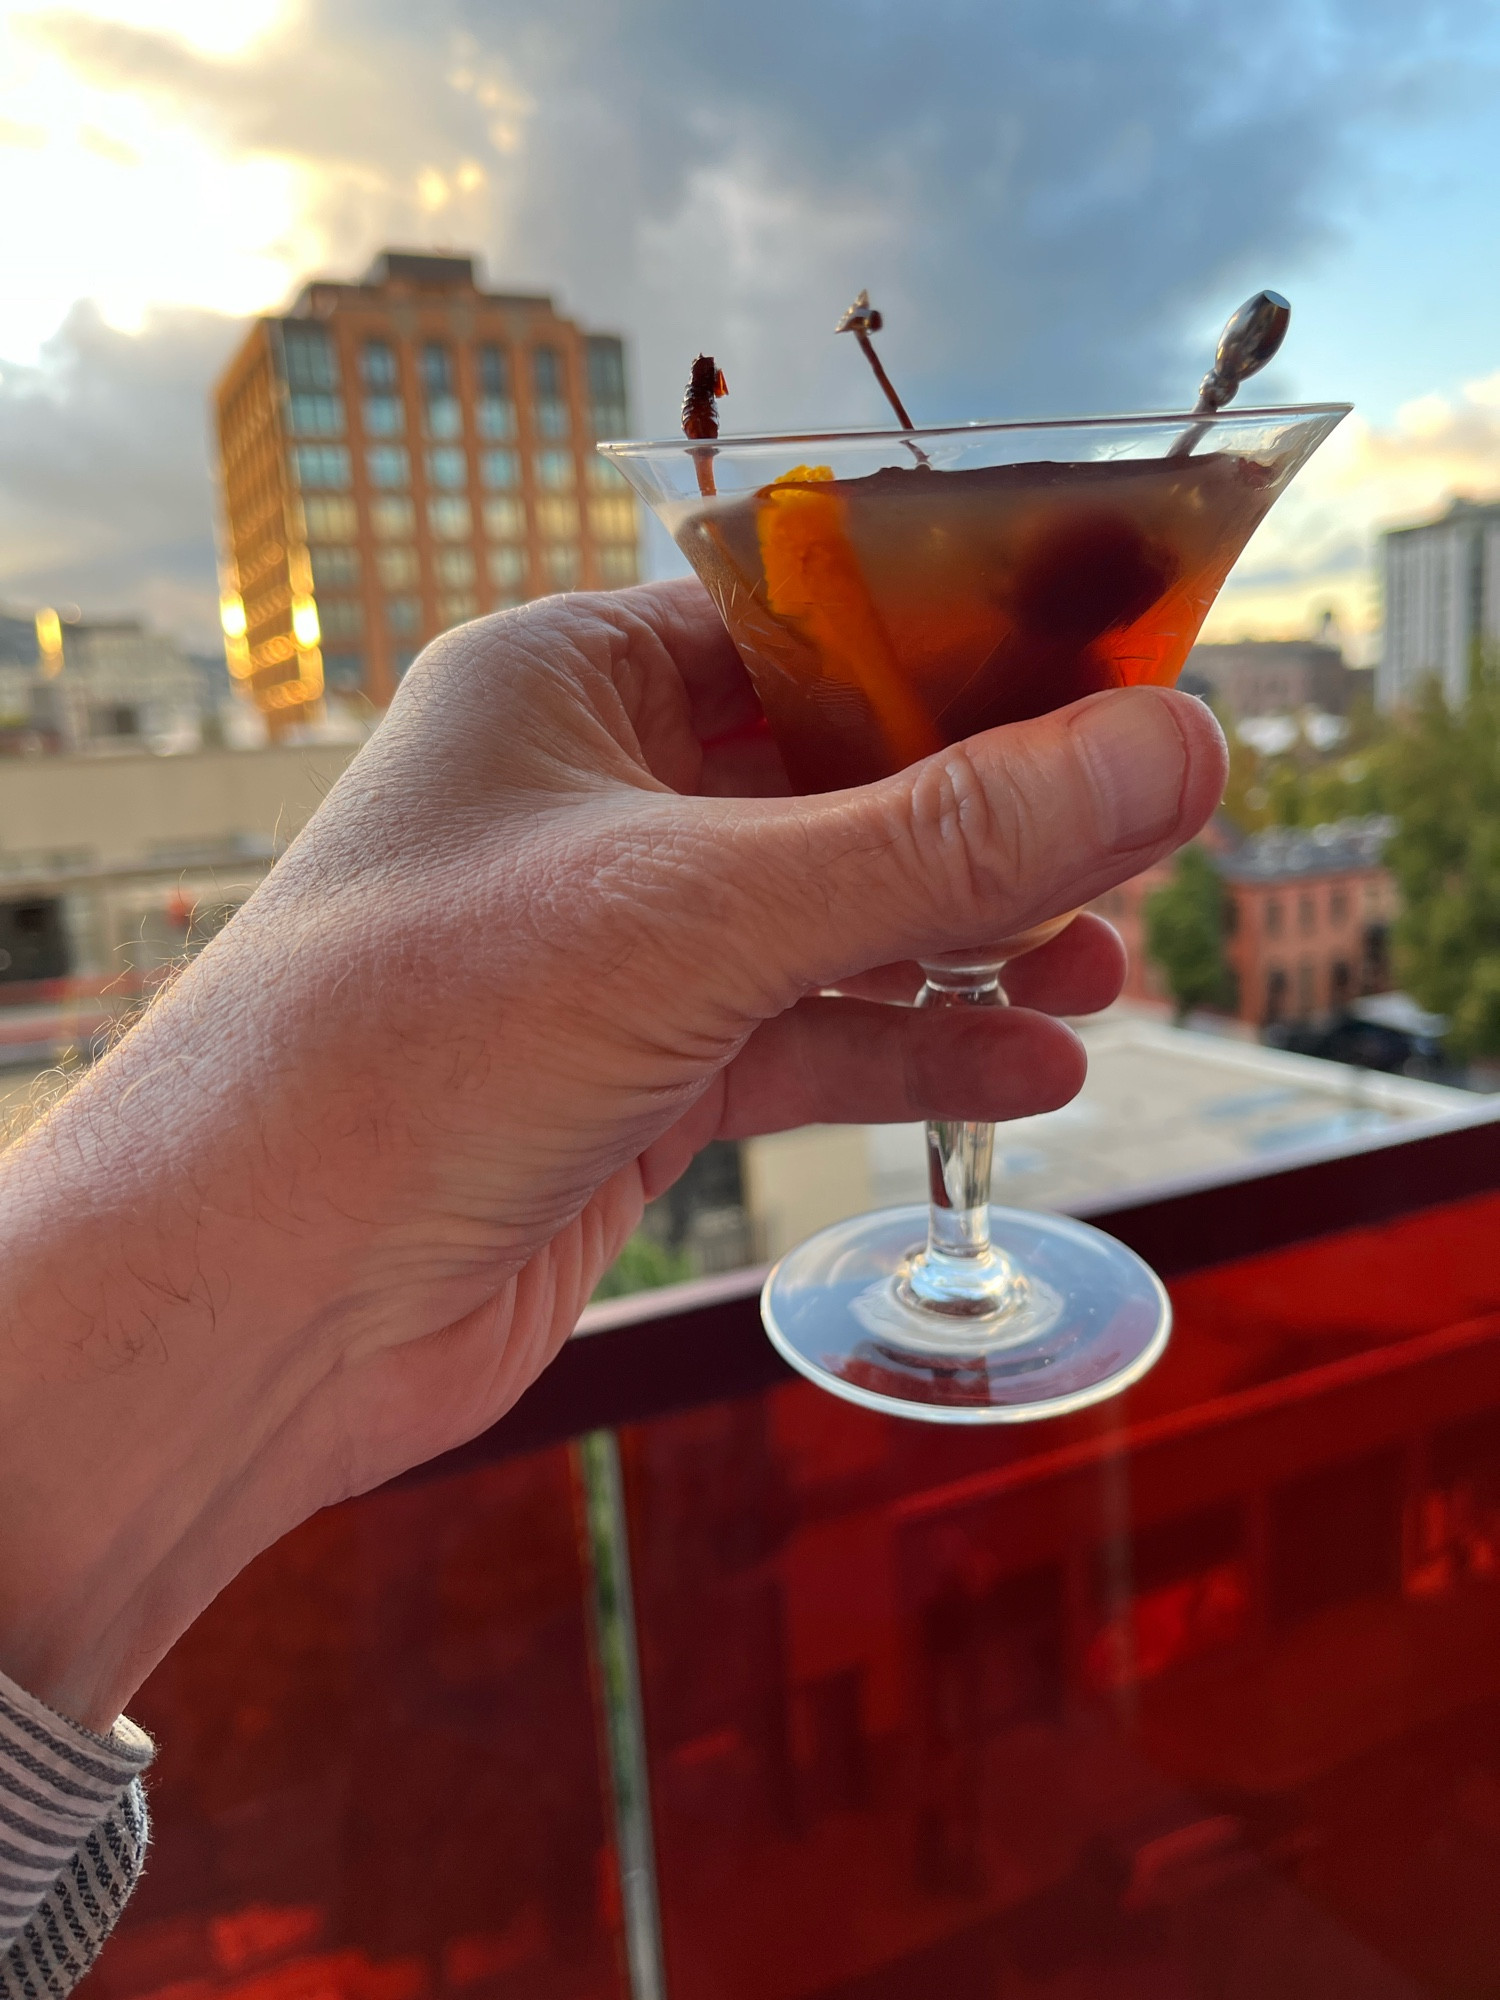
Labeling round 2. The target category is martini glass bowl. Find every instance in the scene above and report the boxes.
[601,404,1347,1423]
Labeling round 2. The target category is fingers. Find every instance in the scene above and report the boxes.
[716,995,1087,1138]
[608,578,763,743]
[717,686,1226,1002]
[831,911,1126,1015]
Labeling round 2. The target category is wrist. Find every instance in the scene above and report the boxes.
[0,1048,335,1729]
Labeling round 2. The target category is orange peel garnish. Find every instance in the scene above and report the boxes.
[756,469,941,770]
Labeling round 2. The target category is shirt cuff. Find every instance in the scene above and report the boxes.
[0,1664,153,1972]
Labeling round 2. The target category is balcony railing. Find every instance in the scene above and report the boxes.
[79,1098,1500,2000]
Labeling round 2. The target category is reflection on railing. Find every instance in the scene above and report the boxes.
[77,1113,1500,2000]
[579,1434,665,2000]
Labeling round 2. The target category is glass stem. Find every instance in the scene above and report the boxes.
[899,963,1022,1320]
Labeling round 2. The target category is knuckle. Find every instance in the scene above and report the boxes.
[904,743,1036,920]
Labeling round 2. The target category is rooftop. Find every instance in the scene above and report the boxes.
[742,1007,1473,1263]
[1217,813,1395,883]
[1386,492,1500,536]
[289,248,556,317]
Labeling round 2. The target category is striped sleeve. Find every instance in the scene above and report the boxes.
[0,1667,152,2000]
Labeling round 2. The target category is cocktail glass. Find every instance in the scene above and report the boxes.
[601,404,1347,1423]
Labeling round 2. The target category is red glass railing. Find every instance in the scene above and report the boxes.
[78,1102,1500,2000]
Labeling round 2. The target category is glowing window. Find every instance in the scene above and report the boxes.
[428,497,472,540]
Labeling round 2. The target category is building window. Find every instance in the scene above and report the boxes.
[323,652,364,691]
[360,340,398,390]
[1265,898,1284,938]
[599,547,638,585]
[386,596,422,636]
[366,446,411,489]
[435,547,476,587]
[535,449,575,489]
[425,447,468,490]
[1297,960,1315,1015]
[533,347,570,437]
[421,342,454,395]
[425,396,463,441]
[287,393,345,437]
[482,497,525,540]
[1330,889,1349,925]
[281,324,338,391]
[481,449,520,490]
[479,346,511,396]
[1265,966,1287,1022]
[303,495,358,539]
[1299,893,1316,935]
[588,496,636,540]
[476,346,516,439]
[544,544,581,588]
[362,395,404,437]
[438,592,480,627]
[311,546,360,589]
[537,496,581,538]
[376,546,420,589]
[587,336,628,437]
[292,444,351,489]
[428,497,473,540]
[487,546,527,588]
[319,599,364,640]
[369,496,416,539]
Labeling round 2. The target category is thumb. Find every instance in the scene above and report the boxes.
[723,685,1227,997]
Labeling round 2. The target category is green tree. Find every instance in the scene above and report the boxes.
[1143,845,1232,1024]
[1383,653,1500,1058]
[591,1228,693,1302]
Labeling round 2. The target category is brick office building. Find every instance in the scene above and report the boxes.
[214,251,639,730]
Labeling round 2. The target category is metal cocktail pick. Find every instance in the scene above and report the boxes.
[837,291,930,464]
[1174,290,1291,455]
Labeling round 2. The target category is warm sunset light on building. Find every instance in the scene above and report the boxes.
[212,250,638,732]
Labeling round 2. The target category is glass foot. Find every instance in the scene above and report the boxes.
[761,1204,1170,1424]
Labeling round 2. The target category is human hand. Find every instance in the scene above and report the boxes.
[0,579,1225,1724]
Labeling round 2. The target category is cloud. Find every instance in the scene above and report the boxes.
[6,0,1496,644]
[0,301,239,645]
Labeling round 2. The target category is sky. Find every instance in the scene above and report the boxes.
[1,0,1499,659]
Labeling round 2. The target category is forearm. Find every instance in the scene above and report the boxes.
[0,1014,343,1731]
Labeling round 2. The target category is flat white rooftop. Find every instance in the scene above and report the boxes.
[743,1006,1480,1262]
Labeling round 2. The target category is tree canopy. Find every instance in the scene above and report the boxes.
[1144,845,1233,1024]
[1383,657,1500,1057]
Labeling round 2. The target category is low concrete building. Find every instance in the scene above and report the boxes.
[0,607,230,754]
[0,741,358,1047]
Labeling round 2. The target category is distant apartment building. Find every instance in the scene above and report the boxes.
[213,250,640,731]
[1183,639,1357,718]
[1380,497,1500,710]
